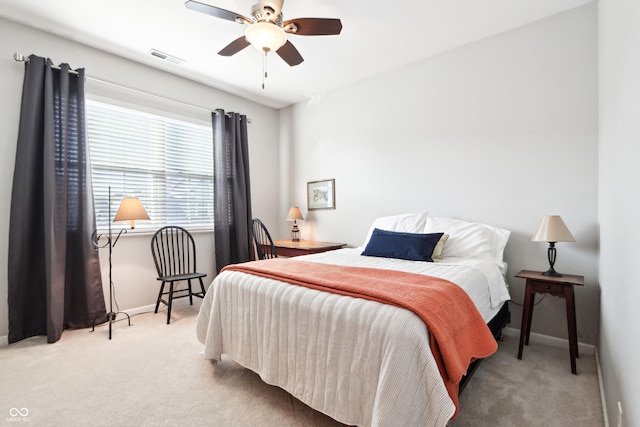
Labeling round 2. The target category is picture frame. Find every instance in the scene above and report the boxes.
[307,179,335,210]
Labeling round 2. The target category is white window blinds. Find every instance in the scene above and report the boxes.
[87,99,213,232]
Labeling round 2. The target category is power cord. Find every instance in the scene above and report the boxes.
[509,293,547,307]
[108,310,157,324]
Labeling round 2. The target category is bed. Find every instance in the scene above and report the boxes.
[197,213,511,426]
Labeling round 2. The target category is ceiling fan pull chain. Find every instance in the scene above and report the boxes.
[262,50,268,89]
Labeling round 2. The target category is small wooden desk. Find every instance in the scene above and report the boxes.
[270,240,346,257]
[515,270,584,374]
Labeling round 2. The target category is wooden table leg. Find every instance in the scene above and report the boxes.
[524,283,535,345]
[518,282,533,359]
[565,286,578,374]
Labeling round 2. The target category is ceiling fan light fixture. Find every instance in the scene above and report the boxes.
[185,0,341,67]
[245,22,287,52]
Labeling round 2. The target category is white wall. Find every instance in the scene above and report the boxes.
[282,4,599,345]
[598,0,640,425]
[0,17,281,338]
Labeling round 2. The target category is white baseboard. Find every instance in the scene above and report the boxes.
[0,298,198,347]
[502,326,595,356]
[595,347,609,427]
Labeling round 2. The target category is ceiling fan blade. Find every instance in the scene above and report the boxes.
[218,36,251,56]
[283,18,342,36]
[276,40,304,66]
[185,0,250,24]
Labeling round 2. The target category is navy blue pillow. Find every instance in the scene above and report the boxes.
[361,229,444,262]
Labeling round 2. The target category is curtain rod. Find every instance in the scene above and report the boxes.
[14,52,80,75]
[13,52,252,123]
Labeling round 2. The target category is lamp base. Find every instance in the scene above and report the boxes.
[542,243,563,277]
[291,221,300,242]
[542,268,563,277]
[92,310,131,340]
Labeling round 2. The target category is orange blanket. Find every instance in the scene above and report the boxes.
[222,258,498,417]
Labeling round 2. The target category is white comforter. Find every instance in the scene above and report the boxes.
[196,248,510,427]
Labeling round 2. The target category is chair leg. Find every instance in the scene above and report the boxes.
[167,282,175,324]
[188,279,194,305]
[199,277,206,297]
[155,282,166,313]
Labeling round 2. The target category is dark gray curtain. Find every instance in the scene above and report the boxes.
[8,55,106,344]
[212,109,253,273]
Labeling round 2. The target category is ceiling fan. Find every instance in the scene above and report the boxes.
[184,0,342,67]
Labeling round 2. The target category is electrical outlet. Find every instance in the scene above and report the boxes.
[617,401,623,427]
[577,331,589,341]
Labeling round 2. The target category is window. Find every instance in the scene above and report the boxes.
[87,99,213,232]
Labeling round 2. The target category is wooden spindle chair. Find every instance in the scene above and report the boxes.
[150,226,207,324]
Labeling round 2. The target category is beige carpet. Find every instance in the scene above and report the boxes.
[451,332,604,427]
[0,306,603,426]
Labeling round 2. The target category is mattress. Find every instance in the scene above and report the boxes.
[197,248,511,426]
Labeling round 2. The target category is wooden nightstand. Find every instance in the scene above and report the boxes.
[269,240,346,257]
[515,270,584,374]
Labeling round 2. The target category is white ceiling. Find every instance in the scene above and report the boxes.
[0,0,593,109]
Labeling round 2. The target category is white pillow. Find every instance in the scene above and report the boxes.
[431,234,449,259]
[423,216,510,261]
[362,211,429,247]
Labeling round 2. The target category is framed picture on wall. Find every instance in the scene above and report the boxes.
[307,179,335,210]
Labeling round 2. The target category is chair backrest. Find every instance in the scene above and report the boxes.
[151,226,199,279]
[251,218,277,260]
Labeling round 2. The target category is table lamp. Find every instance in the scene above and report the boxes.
[531,215,575,277]
[286,206,304,242]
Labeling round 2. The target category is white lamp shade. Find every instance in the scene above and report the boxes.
[114,197,150,229]
[286,206,304,221]
[245,22,287,52]
[531,215,575,242]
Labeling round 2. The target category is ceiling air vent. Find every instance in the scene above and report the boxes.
[149,49,184,65]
